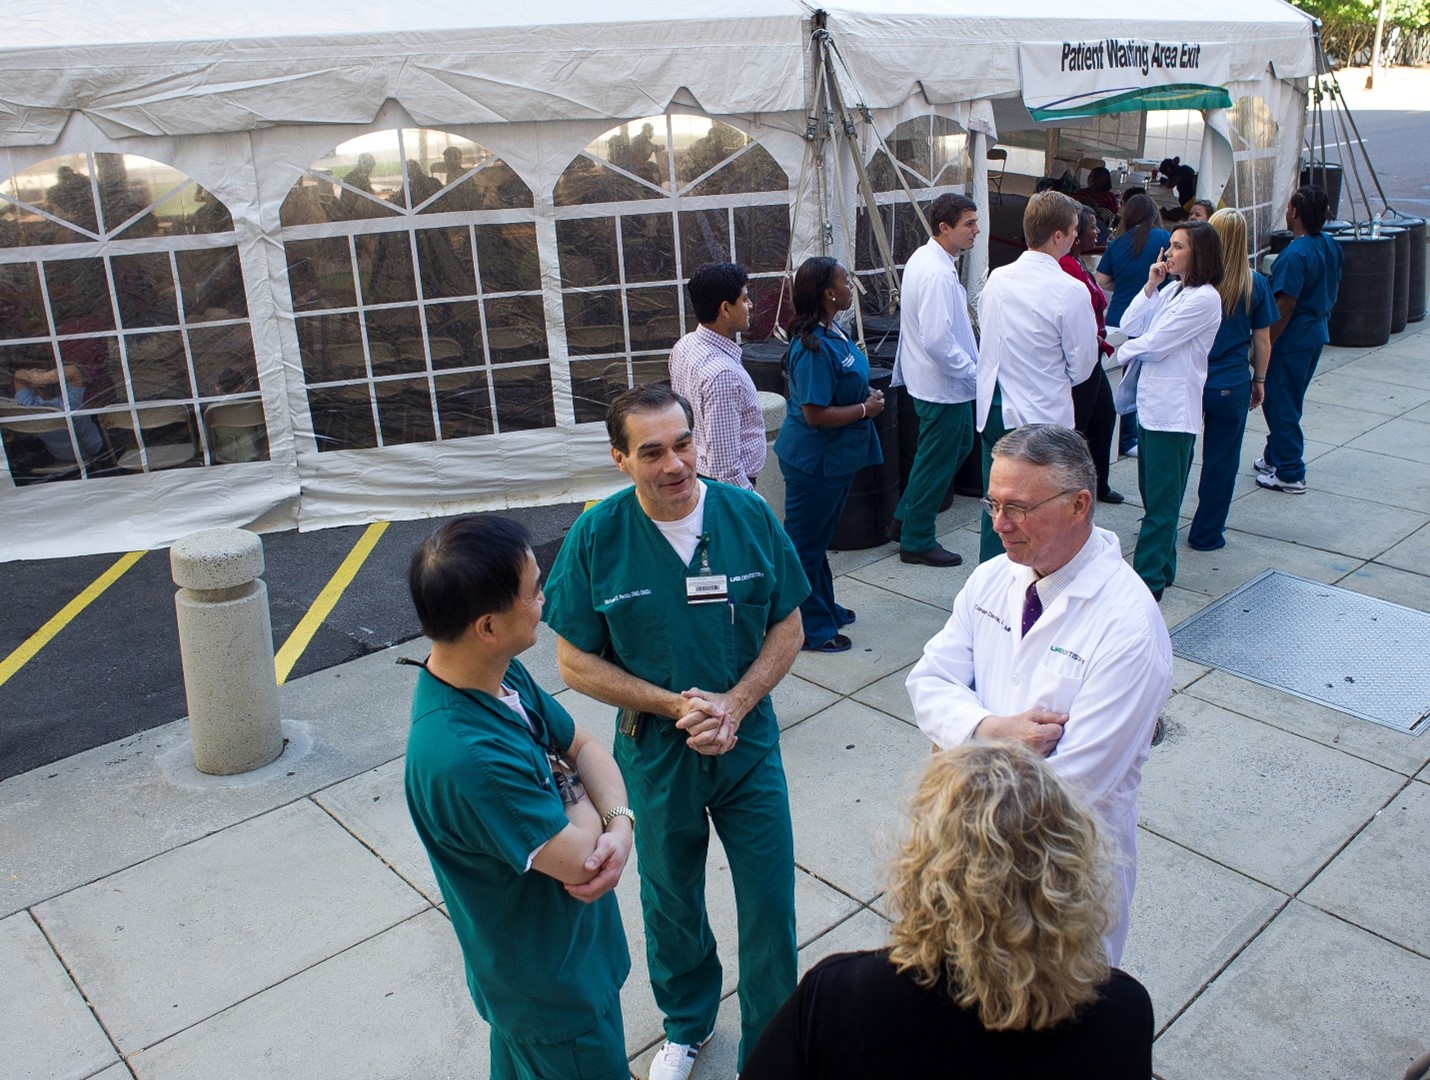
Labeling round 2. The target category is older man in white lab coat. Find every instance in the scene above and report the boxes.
[906,424,1171,966]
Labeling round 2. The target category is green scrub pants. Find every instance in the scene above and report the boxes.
[894,397,974,554]
[489,998,628,1080]
[978,399,1010,563]
[623,736,796,1071]
[1133,425,1195,593]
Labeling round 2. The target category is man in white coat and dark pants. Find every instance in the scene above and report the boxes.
[906,424,1171,966]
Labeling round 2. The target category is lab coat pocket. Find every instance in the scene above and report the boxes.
[725,601,771,677]
[1137,372,1184,426]
[1029,649,1087,714]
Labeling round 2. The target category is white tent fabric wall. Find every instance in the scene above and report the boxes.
[0,1,1319,562]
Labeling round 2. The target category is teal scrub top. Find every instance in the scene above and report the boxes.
[1271,233,1344,353]
[404,659,629,1044]
[1206,272,1279,389]
[774,324,883,477]
[1099,228,1172,327]
[543,481,810,758]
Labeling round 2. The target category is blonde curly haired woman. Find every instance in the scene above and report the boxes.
[742,743,1153,1079]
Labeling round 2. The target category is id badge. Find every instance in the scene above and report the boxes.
[686,574,729,604]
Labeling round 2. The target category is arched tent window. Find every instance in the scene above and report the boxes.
[0,153,260,485]
[1225,97,1280,253]
[280,129,549,451]
[855,115,968,311]
[553,114,791,423]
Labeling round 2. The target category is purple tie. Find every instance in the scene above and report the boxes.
[1021,582,1043,637]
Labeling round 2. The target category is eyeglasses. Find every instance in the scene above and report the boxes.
[980,489,1078,524]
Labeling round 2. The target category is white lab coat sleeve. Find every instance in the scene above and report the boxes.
[1060,285,1100,386]
[1114,282,1162,340]
[1118,287,1217,369]
[1044,626,1172,806]
[906,587,992,748]
[915,273,978,382]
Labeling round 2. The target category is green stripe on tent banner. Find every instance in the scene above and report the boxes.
[1029,85,1233,122]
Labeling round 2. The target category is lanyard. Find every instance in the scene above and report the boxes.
[397,655,563,760]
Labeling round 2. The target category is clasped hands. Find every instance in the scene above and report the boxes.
[675,688,743,755]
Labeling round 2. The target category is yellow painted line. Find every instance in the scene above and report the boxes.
[0,551,146,687]
[274,521,390,685]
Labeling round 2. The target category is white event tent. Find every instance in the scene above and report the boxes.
[0,0,1318,560]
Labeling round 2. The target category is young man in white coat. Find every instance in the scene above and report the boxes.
[905,424,1171,966]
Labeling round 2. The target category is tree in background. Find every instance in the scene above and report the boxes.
[1292,0,1430,65]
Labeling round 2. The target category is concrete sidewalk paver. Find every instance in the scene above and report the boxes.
[1347,414,1430,463]
[1214,485,1428,560]
[1150,901,1430,1080]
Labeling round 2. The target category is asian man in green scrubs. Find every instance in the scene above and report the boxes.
[404,515,635,1080]
[544,384,809,1080]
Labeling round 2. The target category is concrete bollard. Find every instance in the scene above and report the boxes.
[756,390,788,522]
[170,529,284,775]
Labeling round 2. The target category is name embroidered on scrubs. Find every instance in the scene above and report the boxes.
[686,533,729,605]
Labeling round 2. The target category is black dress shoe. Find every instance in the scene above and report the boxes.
[884,518,902,543]
[899,544,963,567]
[1098,488,1125,504]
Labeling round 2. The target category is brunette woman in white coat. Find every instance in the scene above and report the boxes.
[1114,222,1223,599]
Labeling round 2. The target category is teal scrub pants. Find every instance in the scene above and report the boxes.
[622,734,796,1070]
[894,398,974,554]
[978,399,1010,563]
[489,998,628,1080]
[1133,426,1195,593]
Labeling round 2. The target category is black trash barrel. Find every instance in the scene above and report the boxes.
[1269,229,1294,254]
[831,364,900,551]
[1381,226,1411,334]
[1383,213,1427,322]
[1301,163,1344,219]
[1328,233,1395,348]
[740,339,789,396]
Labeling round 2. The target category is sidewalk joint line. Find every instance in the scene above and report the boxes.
[0,551,145,687]
[274,521,390,685]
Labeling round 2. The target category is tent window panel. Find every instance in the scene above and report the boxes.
[188,324,259,396]
[124,331,191,402]
[308,384,377,452]
[58,336,121,408]
[360,233,418,305]
[0,263,47,338]
[434,371,494,440]
[475,223,540,294]
[685,145,788,197]
[281,180,338,227]
[554,160,663,207]
[104,404,200,473]
[112,253,179,330]
[365,306,427,377]
[621,214,676,284]
[177,246,249,320]
[286,238,357,312]
[373,378,435,446]
[569,357,626,424]
[484,296,548,364]
[626,287,681,353]
[5,155,99,240]
[1,341,59,388]
[425,301,484,370]
[94,154,169,238]
[296,312,366,385]
[203,396,268,463]
[746,277,788,341]
[492,365,555,432]
[867,150,926,194]
[680,209,731,269]
[563,291,625,357]
[556,218,619,288]
[733,205,790,274]
[427,160,533,213]
[416,227,476,300]
[674,121,750,189]
[45,260,115,332]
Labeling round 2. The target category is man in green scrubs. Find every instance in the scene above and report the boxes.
[544,384,809,1080]
[404,515,635,1080]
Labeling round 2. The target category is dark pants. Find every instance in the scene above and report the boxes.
[779,459,854,647]
[1119,408,1139,454]
[1261,343,1323,484]
[893,398,974,553]
[1072,364,1116,496]
[1189,382,1251,550]
[1133,426,1195,593]
[978,402,1010,564]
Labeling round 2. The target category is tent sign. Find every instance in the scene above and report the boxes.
[1019,40,1232,121]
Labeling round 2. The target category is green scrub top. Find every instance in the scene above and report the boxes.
[543,481,810,758]
[1271,233,1344,353]
[404,658,629,1044]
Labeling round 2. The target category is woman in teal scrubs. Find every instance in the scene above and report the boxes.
[774,258,884,653]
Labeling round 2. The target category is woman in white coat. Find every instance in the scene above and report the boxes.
[1114,222,1223,599]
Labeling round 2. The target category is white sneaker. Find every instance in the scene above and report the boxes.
[1253,456,1273,475]
[1256,470,1306,494]
[1124,444,1139,458]
[649,1033,714,1080]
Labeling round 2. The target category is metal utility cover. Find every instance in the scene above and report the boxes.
[1168,570,1430,735]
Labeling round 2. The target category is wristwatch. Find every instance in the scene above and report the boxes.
[601,805,636,830]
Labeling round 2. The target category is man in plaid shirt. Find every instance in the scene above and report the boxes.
[668,262,765,490]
